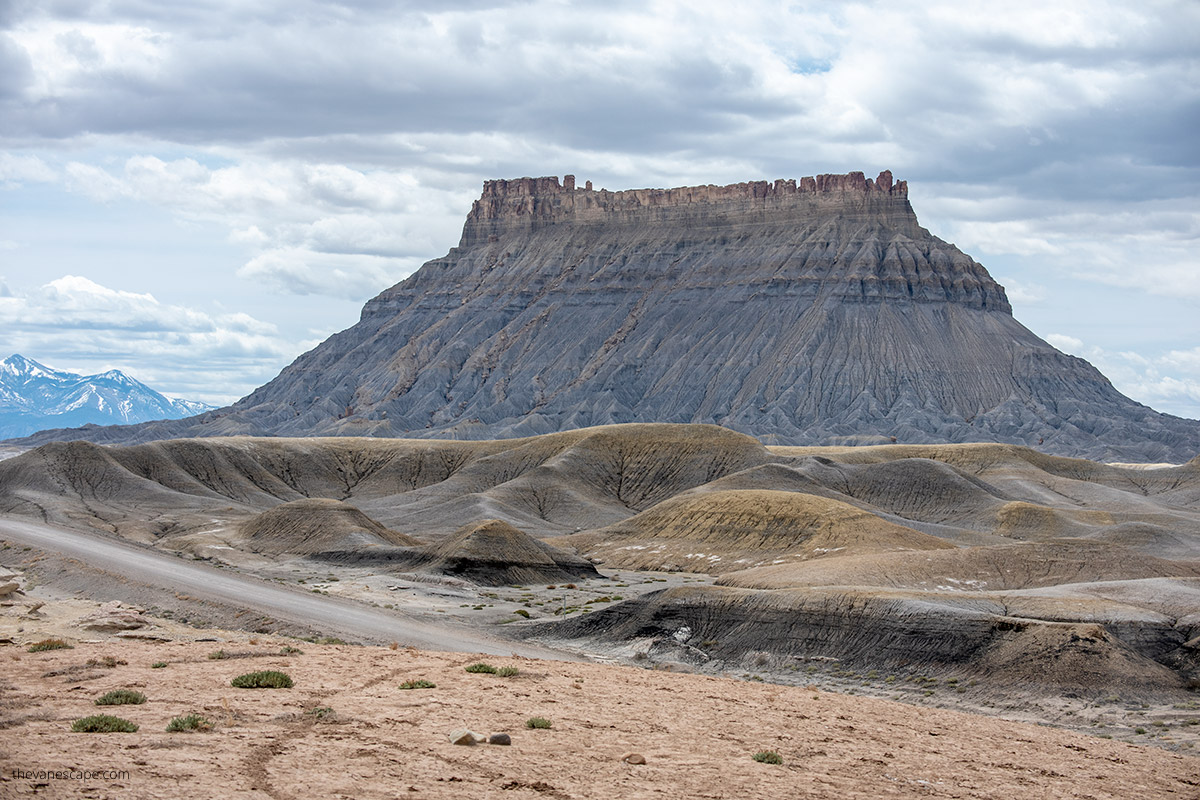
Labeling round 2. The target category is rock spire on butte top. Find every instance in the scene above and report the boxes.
[478,170,907,200]
[464,170,914,245]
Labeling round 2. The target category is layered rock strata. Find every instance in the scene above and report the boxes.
[12,171,1200,461]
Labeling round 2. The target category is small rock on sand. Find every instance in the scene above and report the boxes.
[449,729,483,746]
[75,601,148,632]
[621,753,647,765]
[488,733,511,745]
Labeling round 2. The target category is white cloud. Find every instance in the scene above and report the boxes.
[0,152,55,186]
[50,155,465,298]
[0,275,292,405]
[236,248,405,300]
[0,0,1197,414]
[1046,334,1083,354]
[1047,336,1200,420]
[997,276,1046,306]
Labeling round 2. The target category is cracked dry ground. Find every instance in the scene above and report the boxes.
[1,640,1196,799]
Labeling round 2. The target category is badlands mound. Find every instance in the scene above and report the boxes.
[715,539,1200,591]
[557,489,953,573]
[238,498,420,556]
[421,519,600,586]
[3,424,1199,694]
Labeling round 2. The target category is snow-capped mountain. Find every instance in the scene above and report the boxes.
[0,355,215,439]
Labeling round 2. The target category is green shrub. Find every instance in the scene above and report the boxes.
[399,679,436,690]
[464,662,497,674]
[496,666,520,678]
[525,716,551,729]
[96,689,146,706]
[513,609,531,618]
[72,714,138,733]
[306,706,334,718]
[208,650,230,660]
[231,670,293,689]
[151,661,168,669]
[753,750,783,765]
[91,656,125,668]
[166,714,212,732]
[27,638,72,653]
[280,646,303,655]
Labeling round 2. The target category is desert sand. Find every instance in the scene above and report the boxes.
[3,633,1198,800]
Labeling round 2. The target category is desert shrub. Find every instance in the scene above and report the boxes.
[95,689,146,706]
[496,666,520,678]
[27,639,72,653]
[306,706,334,718]
[231,670,293,689]
[280,646,303,655]
[513,609,531,618]
[89,656,125,668]
[166,714,212,732]
[151,661,167,669]
[208,650,230,660]
[464,662,497,674]
[399,679,436,690]
[525,716,551,729]
[753,750,783,765]
[72,714,138,733]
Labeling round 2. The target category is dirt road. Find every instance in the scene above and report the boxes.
[0,517,583,660]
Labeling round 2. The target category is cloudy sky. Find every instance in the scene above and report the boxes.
[0,1,1197,418]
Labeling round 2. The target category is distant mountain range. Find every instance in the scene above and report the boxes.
[0,354,213,439]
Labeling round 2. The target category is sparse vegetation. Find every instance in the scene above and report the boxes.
[96,689,146,706]
[526,716,552,729]
[753,750,783,765]
[151,661,168,669]
[306,706,335,718]
[27,638,72,653]
[513,609,531,618]
[231,670,293,689]
[91,656,125,668]
[72,714,138,733]
[279,645,303,655]
[299,635,346,645]
[399,679,437,690]
[497,666,520,678]
[166,714,212,732]
[465,662,498,674]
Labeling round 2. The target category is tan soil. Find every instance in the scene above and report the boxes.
[1,636,1197,800]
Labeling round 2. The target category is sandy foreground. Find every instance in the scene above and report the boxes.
[1,637,1197,800]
